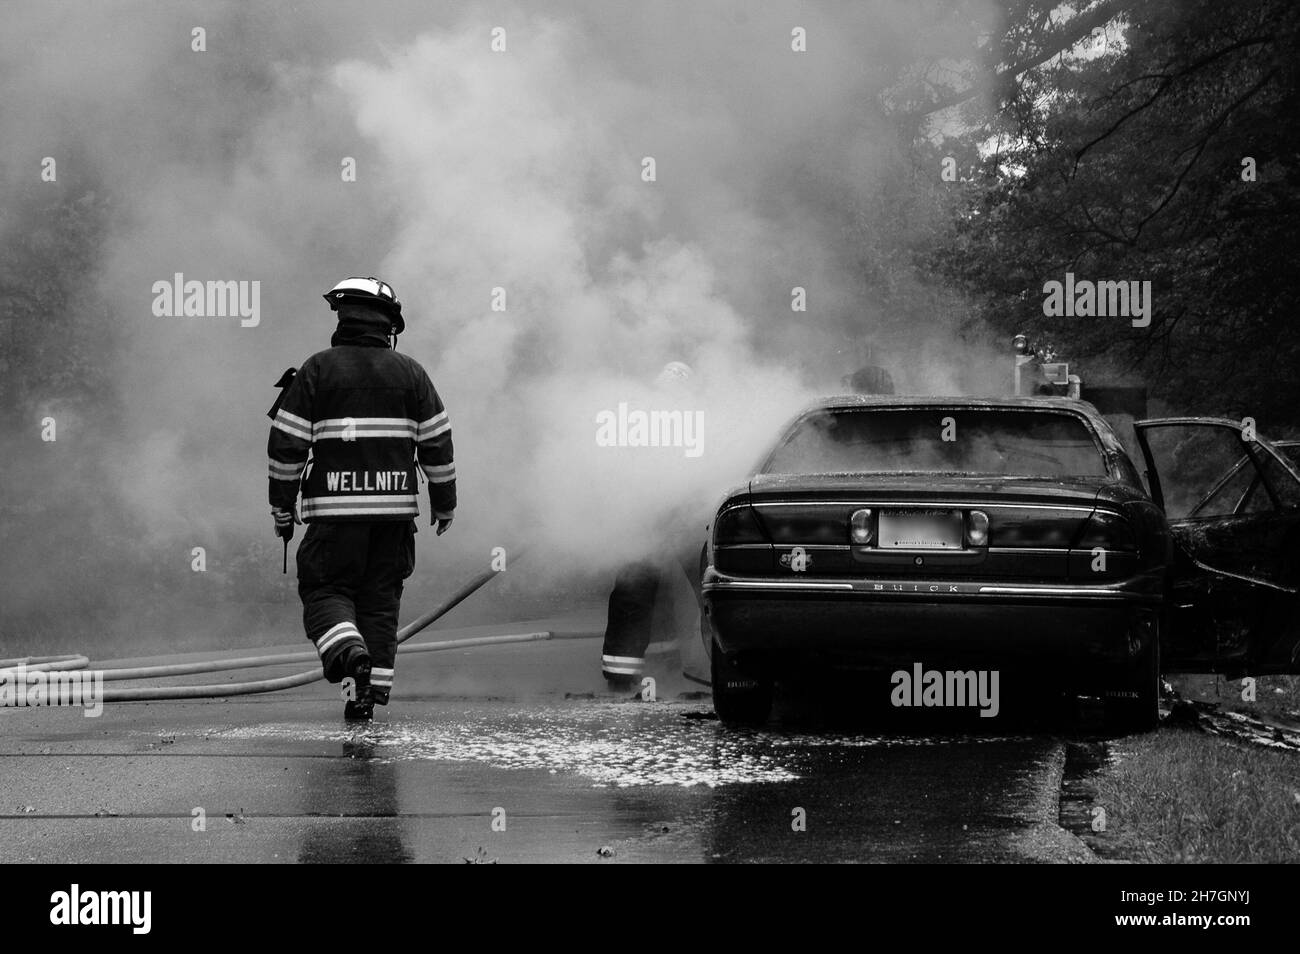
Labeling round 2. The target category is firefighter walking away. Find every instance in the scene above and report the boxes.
[267,277,456,722]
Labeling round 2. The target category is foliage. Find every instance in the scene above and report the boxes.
[909,0,1300,427]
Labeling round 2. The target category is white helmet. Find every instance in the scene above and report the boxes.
[323,277,404,333]
[654,361,693,388]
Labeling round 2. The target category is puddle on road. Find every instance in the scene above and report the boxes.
[211,700,1025,788]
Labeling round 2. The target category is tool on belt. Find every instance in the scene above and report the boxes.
[273,509,298,573]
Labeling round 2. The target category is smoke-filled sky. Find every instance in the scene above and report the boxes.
[1,0,1007,640]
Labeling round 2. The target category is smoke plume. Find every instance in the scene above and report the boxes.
[0,1,999,653]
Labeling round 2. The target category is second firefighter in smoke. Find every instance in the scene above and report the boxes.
[600,361,706,689]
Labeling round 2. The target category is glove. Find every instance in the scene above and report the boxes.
[435,514,454,536]
[272,506,301,541]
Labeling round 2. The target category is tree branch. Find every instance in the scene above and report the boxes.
[899,0,1134,118]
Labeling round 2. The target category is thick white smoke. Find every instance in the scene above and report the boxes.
[1,1,1002,649]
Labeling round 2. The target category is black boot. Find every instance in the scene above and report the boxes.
[343,699,373,723]
[341,647,374,723]
[604,673,636,692]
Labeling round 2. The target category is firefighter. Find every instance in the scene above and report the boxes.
[600,362,705,688]
[841,342,896,395]
[601,534,704,688]
[268,277,456,722]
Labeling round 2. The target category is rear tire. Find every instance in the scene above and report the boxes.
[710,638,774,726]
[1104,625,1161,735]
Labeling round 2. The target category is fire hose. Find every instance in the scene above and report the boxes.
[0,560,593,702]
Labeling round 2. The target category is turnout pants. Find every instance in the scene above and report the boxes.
[601,543,704,682]
[297,520,417,705]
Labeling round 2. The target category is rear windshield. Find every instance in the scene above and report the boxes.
[762,408,1109,478]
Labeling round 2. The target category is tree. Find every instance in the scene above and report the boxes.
[911,0,1300,427]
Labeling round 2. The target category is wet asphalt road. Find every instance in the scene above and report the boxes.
[0,615,1093,863]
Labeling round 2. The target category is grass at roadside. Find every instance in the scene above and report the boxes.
[1095,724,1300,863]
[1168,673,1300,727]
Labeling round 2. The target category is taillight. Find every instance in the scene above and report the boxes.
[713,503,775,575]
[850,508,873,545]
[1075,510,1137,552]
[758,506,847,544]
[714,505,767,545]
[966,509,989,547]
[1069,509,1139,579]
[988,507,1082,548]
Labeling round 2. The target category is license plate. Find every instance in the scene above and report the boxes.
[877,509,963,549]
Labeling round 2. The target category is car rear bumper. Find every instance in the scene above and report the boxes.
[702,568,1162,667]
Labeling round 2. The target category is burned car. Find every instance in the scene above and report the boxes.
[700,396,1300,730]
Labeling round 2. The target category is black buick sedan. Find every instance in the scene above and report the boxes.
[701,396,1300,731]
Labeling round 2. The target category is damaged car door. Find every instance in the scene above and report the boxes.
[1135,418,1300,675]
